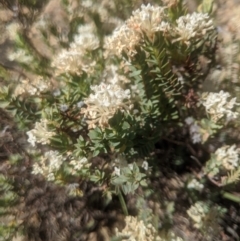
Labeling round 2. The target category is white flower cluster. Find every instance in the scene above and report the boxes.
[215,145,240,171]
[72,24,100,51]
[205,145,240,178]
[32,150,63,181]
[114,166,121,176]
[115,216,183,241]
[69,156,91,175]
[115,216,161,241]
[27,119,55,147]
[173,12,214,45]
[82,83,131,129]
[106,5,214,56]
[103,64,130,84]
[105,24,141,56]
[8,49,34,64]
[187,179,204,191]
[52,23,99,76]
[52,49,96,76]
[185,117,203,144]
[187,201,208,229]
[201,90,238,122]
[106,4,168,56]
[127,4,168,37]
[14,76,50,96]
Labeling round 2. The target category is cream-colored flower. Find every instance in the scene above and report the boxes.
[201,90,238,122]
[52,47,96,76]
[187,179,204,191]
[103,64,130,85]
[27,119,55,146]
[105,24,141,56]
[142,161,149,171]
[173,12,214,45]
[72,23,99,51]
[32,150,63,181]
[115,216,161,241]
[8,49,34,64]
[14,76,50,96]
[215,145,240,171]
[187,202,208,229]
[52,23,98,76]
[127,4,167,38]
[69,156,91,175]
[82,83,131,129]
[114,167,121,176]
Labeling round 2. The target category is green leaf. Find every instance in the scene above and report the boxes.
[129,69,142,77]
[112,176,128,185]
[0,101,10,108]
[140,179,147,187]
[198,0,214,14]
[93,149,100,157]
[89,128,101,140]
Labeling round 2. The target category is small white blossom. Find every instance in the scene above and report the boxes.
[128,164,134,170]
[69,157,90,174]
[105,24,141,56]
[8,49,34,64]
[103,64,130,85]
[201,90,239,122]
[81,83,131,129]
[115,216,167,241]
[142,161,149,171]
[173,12,214,45]
[52,47,96,76]
[26,119,55,146]
[52,23,98,76]
[187,179,204,191]
[72,23,99,51]
[114,167,121,176]
[215,145,240,171]
[155,21,171,33]
[187,201,208,229]
[127,4,167,38]
[32,150,63,181]
[14,77,50,96]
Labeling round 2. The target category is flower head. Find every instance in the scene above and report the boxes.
[215,145,240,171]
[105,24,141,56]
[52,23,98,76]
[115,216,161,241]
[201,90,239,122]
[27,119,55,146]
[187,201,208,229]
[14,76,50,96]
[173,12,214,45]
[32,150,63,181]
[81,83,131,129]
[127,4,167,37]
